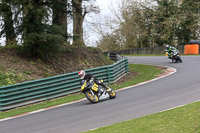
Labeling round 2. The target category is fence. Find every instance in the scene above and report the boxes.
[110,46,185,55]
[0,58,129,111]
[105,53,124,61]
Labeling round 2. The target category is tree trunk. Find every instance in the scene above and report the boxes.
[72,0,85,46]
[53,0,68,41]
[2,0,16,45]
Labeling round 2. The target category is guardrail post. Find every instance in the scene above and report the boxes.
[107,66,111,83]
[125,59,129,74]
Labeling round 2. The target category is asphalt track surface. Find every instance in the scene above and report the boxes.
[1,56,200,133]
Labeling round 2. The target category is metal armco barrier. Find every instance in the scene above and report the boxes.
[0,58,129,111]
[104,52,124,61]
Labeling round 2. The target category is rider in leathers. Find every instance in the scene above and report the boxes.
[166,45,178,59]
[78,70,109,95]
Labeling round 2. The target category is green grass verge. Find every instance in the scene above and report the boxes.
[0,94,85,119]
[85,101,200,133]
[0,64,162,119]
[110,64,162,90]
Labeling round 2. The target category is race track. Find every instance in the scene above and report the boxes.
[1,56,200,133]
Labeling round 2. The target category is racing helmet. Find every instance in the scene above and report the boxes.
[166,45,170,50]
[78,70,86,79]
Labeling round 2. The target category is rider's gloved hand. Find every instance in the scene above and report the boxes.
[97,80,101,84]
[89,78,94,84]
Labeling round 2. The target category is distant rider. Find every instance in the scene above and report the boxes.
[165,45,178,59]
[78,70,110,94]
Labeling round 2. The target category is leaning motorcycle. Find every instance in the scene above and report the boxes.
[81,79,116,103]
[168,50,182,63]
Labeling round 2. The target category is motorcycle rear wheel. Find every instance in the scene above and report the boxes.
[108,88,116,99]
[85,91,99,103]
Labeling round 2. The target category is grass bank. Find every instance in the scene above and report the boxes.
[0,64,162,119]
[85,101,200,133]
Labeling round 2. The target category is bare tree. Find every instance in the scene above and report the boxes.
[0,0,16,45]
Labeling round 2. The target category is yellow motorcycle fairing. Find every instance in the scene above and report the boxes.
[91,83,99,92]
[81,81,87,91]
[81,81,99,92]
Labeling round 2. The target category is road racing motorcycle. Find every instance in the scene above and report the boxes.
[81,79,116,103]
[168,50,182,63]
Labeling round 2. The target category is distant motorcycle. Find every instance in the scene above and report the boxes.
[168,50,182,63]
[81,79,116,103]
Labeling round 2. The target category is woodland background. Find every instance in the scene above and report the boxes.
[0,0,199,56]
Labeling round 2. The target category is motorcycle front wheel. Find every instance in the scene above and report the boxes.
[176,56,182,63]
[85,90,99,103]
